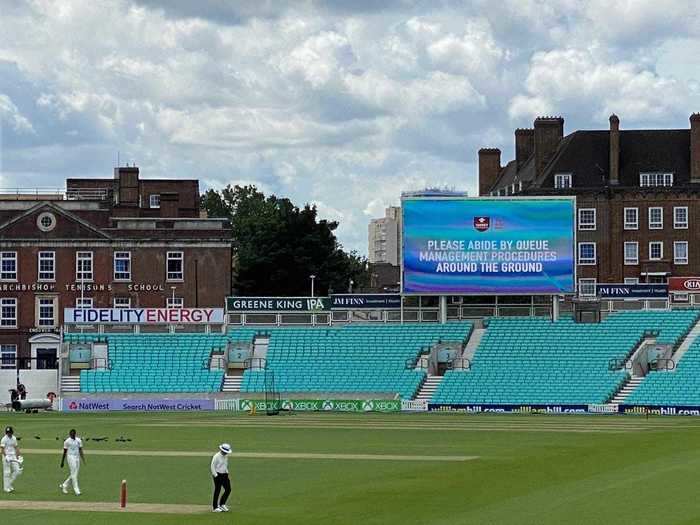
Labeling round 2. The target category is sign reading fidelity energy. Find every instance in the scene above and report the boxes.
[402,197,575,295]
[64,308,225,324]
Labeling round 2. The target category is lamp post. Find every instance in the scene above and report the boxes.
[170,286,177,307]
[309,275,316,297]
[348,279,354,294]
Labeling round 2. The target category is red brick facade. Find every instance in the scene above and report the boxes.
[0,167,231,362]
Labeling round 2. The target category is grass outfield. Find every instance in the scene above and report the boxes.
[1,412,700,524]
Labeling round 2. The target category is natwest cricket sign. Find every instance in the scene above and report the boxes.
[402,197,575,295]
[64,308,224,324]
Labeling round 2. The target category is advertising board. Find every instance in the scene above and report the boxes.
[402,197,575,295]
[62,398,214,411]
[226,297,330,312]
[64,308,224,324]
[330,294,401,309]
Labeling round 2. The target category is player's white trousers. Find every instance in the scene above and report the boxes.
[62,456,80,494]
[2,456,21,491]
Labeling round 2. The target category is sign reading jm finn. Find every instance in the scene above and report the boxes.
[226,297,330,312]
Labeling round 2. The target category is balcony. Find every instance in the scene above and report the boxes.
[0,188,112,201]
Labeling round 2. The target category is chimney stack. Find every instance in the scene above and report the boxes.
[515,128,534,169]
[533,117,564,178]
[691,113,700,184]
[609,114,620,185]
[478,148,501,196]
[114,166,140,206]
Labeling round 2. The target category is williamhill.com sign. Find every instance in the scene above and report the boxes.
[226,297,330,312]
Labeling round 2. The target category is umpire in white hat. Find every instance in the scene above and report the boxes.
[210,443,232,512]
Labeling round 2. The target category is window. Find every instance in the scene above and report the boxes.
[649,241,663,261]
[76,297,93,309]
[149,194,161,209]
[114,251,131,281]
[578,242,596,265]
[624,208,638,230]
[166,297,184,309]
[0,345,16,369]
[578,208,596,230]
[674,207,689,229]
[578,278,597,297]
[76,251,93,281]
[555,173,572,189]
[624,278,639,285]
[37,297,57,327]
[640,173,673,187]
[0,298,17,328]
[38,251,55,281]
[36,211,56,232]
[624,242,639,265]
[0,252,17,281]
[113,297,131,309]
[648,207,663,229]
[166,251,184,281]
[674,241,689,265]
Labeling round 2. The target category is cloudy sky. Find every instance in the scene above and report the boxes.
[1,1,700,253]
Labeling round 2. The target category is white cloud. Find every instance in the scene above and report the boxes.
[2,1,700,253]
[0,93,35,134]
[509,48,693,123]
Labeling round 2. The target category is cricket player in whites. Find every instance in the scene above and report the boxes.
[60,429,85,495]
[1,426,22,493]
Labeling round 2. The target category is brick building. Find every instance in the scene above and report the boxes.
[478,114,700,296]
[0,167,232,368]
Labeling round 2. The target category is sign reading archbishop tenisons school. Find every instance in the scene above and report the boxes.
[64,308,225,324]
[0,282,173,293]
[226,297,330,312]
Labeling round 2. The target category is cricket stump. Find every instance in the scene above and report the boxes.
[120,479,127,508]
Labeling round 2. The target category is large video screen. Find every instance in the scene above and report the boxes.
[402,197,575,295]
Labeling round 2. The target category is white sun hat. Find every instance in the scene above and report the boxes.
[219,443,232,454]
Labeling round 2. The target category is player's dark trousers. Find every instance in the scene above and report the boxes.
[212,473,231,509]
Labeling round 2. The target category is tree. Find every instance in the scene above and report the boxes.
[201,185,369,296]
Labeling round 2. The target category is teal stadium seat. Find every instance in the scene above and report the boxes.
[240,322,473,399]
[431,310,699,406]
[72,332,257,393]
[627,319,700,406]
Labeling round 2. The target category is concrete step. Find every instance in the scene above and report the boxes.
[611,377,644,404]
[61,377,81,393]
[415,375,443,401]
[222,375,243,393]
[672,319,700,366]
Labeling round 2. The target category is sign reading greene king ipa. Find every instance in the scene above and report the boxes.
[226,297,330,312]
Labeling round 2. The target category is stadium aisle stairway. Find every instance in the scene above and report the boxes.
[67,333,244,393]
[431,310,700,406]
[627,326,700,406]
[240,322,473,399]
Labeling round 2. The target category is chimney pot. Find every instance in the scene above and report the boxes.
[691,113,700,183]
[609,114,620,185]
[533,117,564,179]
[478,148,501,196]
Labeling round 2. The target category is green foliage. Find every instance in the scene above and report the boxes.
[201,185,368,296]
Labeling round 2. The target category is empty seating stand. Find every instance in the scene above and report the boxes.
[627,333,700,406]
[70,333,231,393]
[240,322,473,399]
[432,310,700,406]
